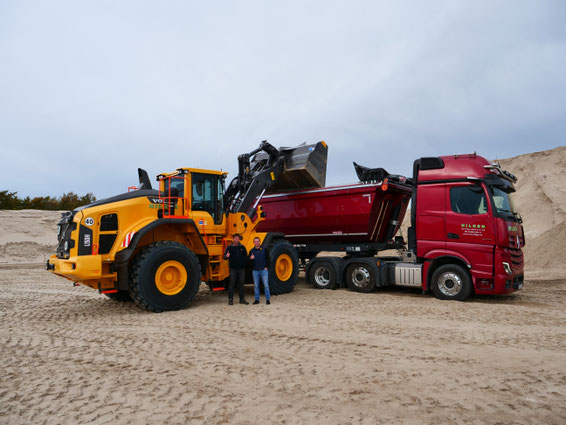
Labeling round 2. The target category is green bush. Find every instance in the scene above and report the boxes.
[0,190,96,210]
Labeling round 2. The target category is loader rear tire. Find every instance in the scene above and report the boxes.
[268,239,299,295]
[129,241,201,312]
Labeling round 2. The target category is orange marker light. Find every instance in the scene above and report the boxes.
[381,178,389,191]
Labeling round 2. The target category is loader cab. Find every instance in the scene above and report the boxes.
[158,168,227,225]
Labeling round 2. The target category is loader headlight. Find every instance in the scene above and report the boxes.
[64,241,69,251]
[502,262,512,275]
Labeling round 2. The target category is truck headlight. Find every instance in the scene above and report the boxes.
[502,262,512,275]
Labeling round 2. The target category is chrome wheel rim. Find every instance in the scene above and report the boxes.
[437,272,462,297]
[314,266,330,287]
[351,267,370,288]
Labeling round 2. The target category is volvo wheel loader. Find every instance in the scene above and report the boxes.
[47,141,328,312]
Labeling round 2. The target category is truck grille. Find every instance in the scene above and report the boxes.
[510,250,523,267]
[508,234,525,249]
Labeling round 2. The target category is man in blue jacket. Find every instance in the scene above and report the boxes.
[249,236,271,305]
[223,234,249,305]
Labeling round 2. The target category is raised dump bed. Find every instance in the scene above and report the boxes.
[257,178,412,245]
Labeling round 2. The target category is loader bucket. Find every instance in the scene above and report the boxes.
[266,141,328,192]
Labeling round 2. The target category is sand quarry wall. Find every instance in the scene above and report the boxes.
[1,146,565,278]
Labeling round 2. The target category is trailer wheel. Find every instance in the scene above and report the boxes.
[431,264,472,301]
[104,290,131,302]
[308,261,336,289]
[129,241,201,312]
[268,239,299,295]
[345,263,376,293]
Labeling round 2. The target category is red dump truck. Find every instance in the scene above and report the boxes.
[258,154,525,300]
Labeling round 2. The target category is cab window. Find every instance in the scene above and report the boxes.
[163,177,185,198]
[490,186,517,218]
[192,173,214,212]
[450,186,487,215]
[192,173,226,224]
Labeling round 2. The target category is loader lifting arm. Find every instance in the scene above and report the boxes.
[225,140,328,218]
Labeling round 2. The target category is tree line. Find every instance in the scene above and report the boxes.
[0,190,96,210]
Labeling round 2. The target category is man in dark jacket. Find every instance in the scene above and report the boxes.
[223,234,249,305]
[249,236,271,305]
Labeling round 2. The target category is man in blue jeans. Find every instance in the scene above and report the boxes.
[249,237,271,305]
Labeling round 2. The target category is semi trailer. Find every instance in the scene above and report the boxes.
[258,154,525,300]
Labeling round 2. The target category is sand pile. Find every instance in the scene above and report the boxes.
[0,210,61,265]
[499,146,566,278]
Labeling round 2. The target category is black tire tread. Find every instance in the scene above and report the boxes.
[345,262,376,293]
[129,241,201,312]
[268,239,299,295]
[308,261,337,290]
[431,264,472,301]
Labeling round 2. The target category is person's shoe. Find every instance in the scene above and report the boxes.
[240,299,249,305]
[253,300,259,305]
[228,299,233,305]
[266,300,271,305]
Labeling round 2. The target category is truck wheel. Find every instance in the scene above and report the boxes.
[129,241,201,312]
[268,239,299,295]
[308,261,336,289]
[431,264,472,301]
[104,290,131,302]
[345,263,376,293]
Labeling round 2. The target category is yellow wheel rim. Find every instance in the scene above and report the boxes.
[275,254,293,281]
[155,260,187,295]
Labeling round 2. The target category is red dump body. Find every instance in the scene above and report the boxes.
[257,181,412,244]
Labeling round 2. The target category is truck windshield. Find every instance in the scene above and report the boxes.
[490,186,518,219]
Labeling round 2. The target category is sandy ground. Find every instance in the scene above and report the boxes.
[1,147,565,423]
[1,267,565,425]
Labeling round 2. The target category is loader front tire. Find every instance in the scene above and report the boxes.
[268,239,299,295]
[129,241,201,312]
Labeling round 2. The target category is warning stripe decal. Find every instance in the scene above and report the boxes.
[121,231,136,248]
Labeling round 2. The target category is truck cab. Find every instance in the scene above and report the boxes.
[411,154,524,298]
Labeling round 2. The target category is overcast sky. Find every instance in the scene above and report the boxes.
[1,1,565,199]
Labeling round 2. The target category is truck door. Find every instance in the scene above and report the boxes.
[415,183,446,257]
[445,182,495,277]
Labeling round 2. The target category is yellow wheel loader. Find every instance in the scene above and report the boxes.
[47,141,327,312]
